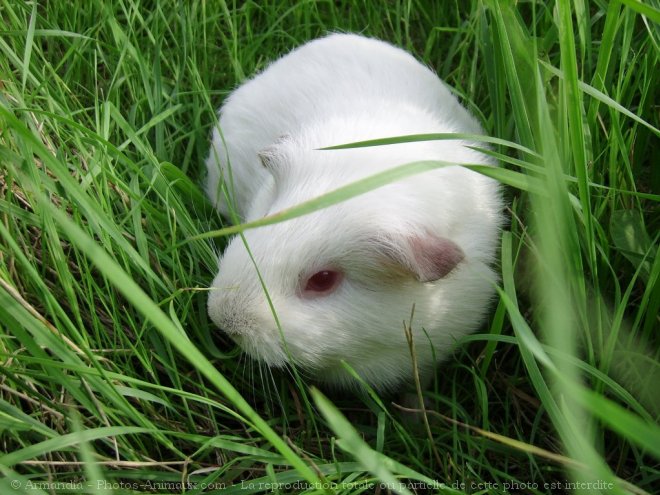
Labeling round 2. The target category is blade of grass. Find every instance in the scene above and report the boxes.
[20,1,37,92]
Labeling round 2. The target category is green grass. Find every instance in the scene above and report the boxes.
[1,0,658,494]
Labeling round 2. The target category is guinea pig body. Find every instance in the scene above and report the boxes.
[205,33,502,391]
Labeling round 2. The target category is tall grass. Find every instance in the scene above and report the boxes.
[0,1,658,494]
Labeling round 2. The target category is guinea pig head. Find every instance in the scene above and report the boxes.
[207,199,465,390]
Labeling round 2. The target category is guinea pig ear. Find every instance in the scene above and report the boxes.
[257,146,280,171]
[380,232,465,283]
[258,134,291,172]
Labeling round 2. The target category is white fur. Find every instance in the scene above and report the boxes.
[205,33,503,391]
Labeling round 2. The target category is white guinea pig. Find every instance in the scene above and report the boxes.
[205,33,502,391]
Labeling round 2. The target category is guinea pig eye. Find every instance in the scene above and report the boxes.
[303,270,342,295]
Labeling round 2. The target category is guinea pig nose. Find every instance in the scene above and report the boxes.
[213,312,249,336]
[210,310,232,332]
[208,296,256,337]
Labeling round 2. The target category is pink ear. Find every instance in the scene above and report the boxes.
[400,233,465,282]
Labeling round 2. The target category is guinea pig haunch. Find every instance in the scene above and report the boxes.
[205,33,503,391]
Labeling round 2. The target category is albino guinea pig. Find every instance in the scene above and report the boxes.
[205,33,502,391]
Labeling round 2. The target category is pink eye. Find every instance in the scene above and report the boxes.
[303,270,342,295]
